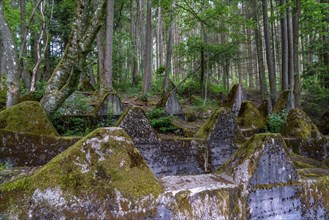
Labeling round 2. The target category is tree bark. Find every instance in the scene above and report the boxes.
[293,0,301,107]
[287,6,294,89]
[163,0,175,93]
[102,0,114,93]
[40,0,107,115]
[280,0,288,90]
[142,0,152,96]
[252,0,267,99]
[262,0,277,103]
[0,5,20,106]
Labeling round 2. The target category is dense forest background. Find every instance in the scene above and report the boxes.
[0,0,328,122]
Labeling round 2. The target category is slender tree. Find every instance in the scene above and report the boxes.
[0,4,19,106]
[102,0,114,93]
[142,0,152,96]
[262,0,277,103]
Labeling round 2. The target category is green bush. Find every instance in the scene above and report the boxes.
[267,110,287,133]
[147,108,177,133]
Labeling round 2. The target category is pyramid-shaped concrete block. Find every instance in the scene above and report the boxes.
[0,127,162,218]
[95,92,125,117]
[195,107,244,142]
[282,108,327,160]
[222,84,247,116]
[237,101,266,129]
[273,90,295,113]
[116,106,160,145]
[195,107,244,171]
[156,92,184,118]
[218,133,299,185]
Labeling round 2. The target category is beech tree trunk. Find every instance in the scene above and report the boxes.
[0,4,20,106]
[40,0,107,115]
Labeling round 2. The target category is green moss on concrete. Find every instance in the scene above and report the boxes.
[195,108,227,139]
[297,168,329,179]
[0,101,58,136]
[290,153,322,169]
[281,108,322,139]
[216,133,289,181]
[273,90,293,113]
[0,127,162,200]
[237,101,266,129]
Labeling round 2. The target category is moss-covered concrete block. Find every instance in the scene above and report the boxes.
[217,133,298,185]
[281,109,328,160]
[0,130,80,166]
[94,92,125,117]
[282,108,323,140]
[158,174,244,219]
[195,107,245,171]
[156,92,184,119]
[237,101,266,129]
[116,106,160,145]
[159,138,208,175]
[222,84,247,116]
[0,127,162,219]
[273,90,295,113]
[0,101,58,136]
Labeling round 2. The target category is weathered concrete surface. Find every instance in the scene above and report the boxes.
[273,90,295,113]
[156,92,184,119]
[0,101,58,136]
[218,133,298,185]
[157,174,244,220]
[116,107,160,145]
[222,84,247,116]
[159,138,208,175]
[0,127,162,219]
[116,107,208,176]
[0,130,80,166]
[282,108,328,160]
[95,92,125,117]
[237,101,266,129]
[196,107,245,171]
[247,185,303,219]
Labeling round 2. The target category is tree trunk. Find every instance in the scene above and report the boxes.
[293,0,301,107]
[130,0,138,85]
[40,0,107,115]
[287,6,294,89]
[0,5,20,106]
[142,0,152,96]
[163,0,175,93]
[262,0,277,103]
[102,0,114,93]
[280,0,288,90]
[252,0,267,99]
